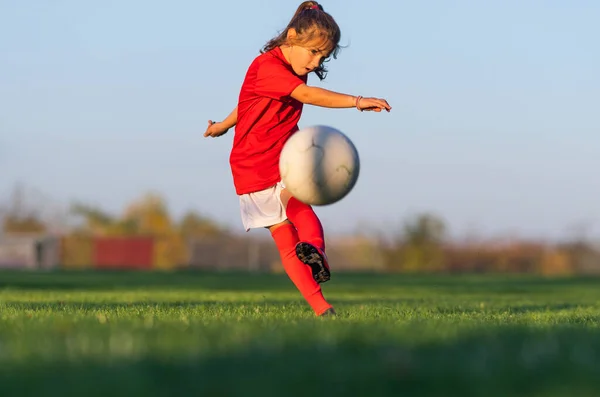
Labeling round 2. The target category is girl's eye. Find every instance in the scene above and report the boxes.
[311,50,319,55]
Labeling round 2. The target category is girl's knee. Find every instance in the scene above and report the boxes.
[280,188,293,208]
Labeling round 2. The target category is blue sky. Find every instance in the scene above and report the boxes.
[1,0,598,241]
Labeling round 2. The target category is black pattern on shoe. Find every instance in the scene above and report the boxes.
[295,242,330,283]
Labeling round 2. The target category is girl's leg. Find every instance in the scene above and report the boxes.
[268,220,333,316]
[280,189,325,251]
[279,188,330,283]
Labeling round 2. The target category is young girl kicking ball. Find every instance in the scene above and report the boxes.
[204,1,391,316]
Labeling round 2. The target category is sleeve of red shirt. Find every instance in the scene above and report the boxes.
[254,58,306,101]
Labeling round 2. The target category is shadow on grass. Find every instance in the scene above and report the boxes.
[334,273,600,294]
[0,270,294,292]
[0,325,599,397]
[2,270,600,293]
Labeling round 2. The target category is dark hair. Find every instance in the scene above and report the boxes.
[262,1,341,80]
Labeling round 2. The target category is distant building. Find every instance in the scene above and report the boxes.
[0,232,60,270]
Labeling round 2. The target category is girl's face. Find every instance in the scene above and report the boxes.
[282,29,332,76]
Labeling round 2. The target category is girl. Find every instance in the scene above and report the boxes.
[204,1,391,316]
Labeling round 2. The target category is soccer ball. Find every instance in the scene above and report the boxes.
[279,125,360,206]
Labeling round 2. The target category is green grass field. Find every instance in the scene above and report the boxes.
[1,270,600,397]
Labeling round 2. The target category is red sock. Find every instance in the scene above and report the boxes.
[271,223,332,315]
[285,197,325,252]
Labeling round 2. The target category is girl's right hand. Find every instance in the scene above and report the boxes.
[357,97,391,112]
[203,120,230,138]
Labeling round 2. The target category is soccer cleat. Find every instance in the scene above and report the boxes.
[319,307,337,317]
[295,242,330,283]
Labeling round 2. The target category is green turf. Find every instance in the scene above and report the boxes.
[1,270,600,397]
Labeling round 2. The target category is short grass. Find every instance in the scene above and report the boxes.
[1,270,600,397]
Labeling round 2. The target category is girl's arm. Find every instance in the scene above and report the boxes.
[220,106,238,129]
[290,85,391,112]
[204,106,237,138]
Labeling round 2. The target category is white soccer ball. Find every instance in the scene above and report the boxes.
[279,125,360,206]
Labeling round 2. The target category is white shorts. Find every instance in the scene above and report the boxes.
[239,181,287,231]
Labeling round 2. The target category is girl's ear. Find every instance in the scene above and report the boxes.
[286,28,298,42]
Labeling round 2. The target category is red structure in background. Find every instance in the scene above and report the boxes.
[93,237,154,270]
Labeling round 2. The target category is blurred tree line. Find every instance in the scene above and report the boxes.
[378,213,600,275]
[2,184,599,274]
[1,186,229,269]
[379,214,446,273]
[66,193,228,268]
[2,191,226,239]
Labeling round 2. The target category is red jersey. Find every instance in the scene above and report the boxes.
[229,46,307,195]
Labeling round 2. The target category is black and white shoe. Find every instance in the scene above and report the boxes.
[319,308,337,317]
[295,242,330,284]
